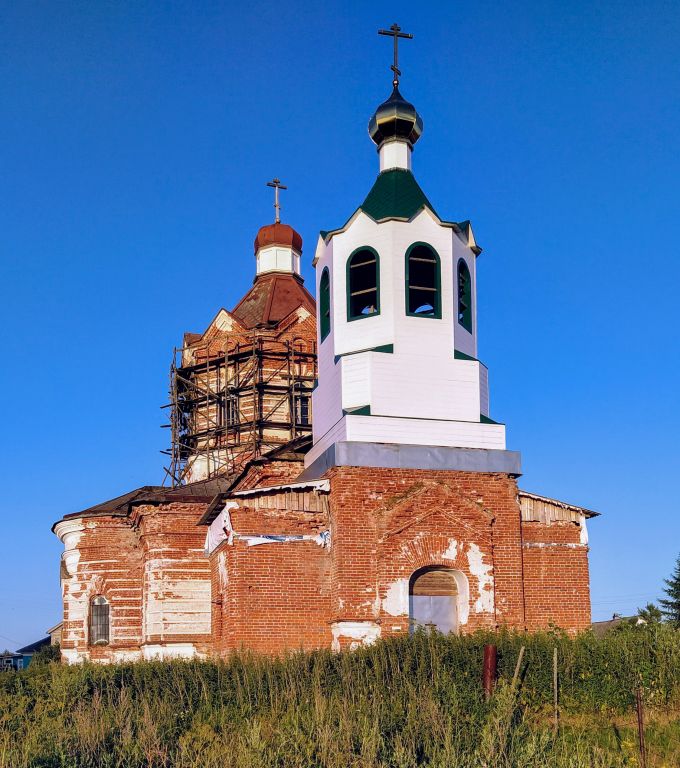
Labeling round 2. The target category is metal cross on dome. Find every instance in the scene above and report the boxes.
[266,177,287,224]
[378,23,413,87]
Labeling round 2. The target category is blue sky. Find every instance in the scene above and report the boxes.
[1,1,679,648]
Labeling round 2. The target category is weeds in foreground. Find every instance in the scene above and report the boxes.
[2,629,680,767]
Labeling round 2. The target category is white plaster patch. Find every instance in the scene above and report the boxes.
[143,563,211,640]
[382,578,409,617]
[331,621,381,652]
[467,543,494,614]
[112,650,142,663]
[214,309,235,332]
[453,571,471,626]
[61,648,85,665]
[217,550,228,590]
[579,514,589,545]
[442,538,458,562]
[55,520,85,576]
[142,643,202,661]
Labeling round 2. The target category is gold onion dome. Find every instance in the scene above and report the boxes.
[368,85,423,148]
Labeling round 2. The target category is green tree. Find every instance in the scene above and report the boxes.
[29,643,61,666]
[659,555,680,627]
[637,603,663,624]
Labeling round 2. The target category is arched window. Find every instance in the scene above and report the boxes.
[405,243,441,318]
[409,567,460,635]
[89,596,110,645]
[319,268,331,341]
[347,247,380,321]
[457,259,472,332]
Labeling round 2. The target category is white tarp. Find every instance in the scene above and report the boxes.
[205,502,330,555]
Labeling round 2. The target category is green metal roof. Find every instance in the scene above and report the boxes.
[359,169,438,221]
[318,169,480,254]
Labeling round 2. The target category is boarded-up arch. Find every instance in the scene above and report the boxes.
[409,567,465,635]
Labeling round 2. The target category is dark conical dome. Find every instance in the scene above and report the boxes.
[368,85,423,148]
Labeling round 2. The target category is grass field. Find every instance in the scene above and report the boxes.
[2,627,680,767]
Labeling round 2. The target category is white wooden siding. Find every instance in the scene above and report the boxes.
[311,189,500,455]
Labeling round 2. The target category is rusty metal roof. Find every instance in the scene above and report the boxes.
[254,223,303,254]
[231,273,315,330]
[54,477,237,531]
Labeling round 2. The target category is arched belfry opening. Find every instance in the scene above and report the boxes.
[409,566,464,635]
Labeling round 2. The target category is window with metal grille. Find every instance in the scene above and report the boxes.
[457,258,472,332]
[347,247,380,320]
[294,394,310,426]
[319,268,331,341]
[89,596,110,645]
[405,243,441,318]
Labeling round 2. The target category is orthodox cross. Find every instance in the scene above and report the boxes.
[266,177,287,224]
[378,23,413,87]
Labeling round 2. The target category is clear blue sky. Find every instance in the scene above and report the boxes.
[2,1,679,648]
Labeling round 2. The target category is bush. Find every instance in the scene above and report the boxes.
[28,642,61,667]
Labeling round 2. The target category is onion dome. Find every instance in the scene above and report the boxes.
[368,85,423,148]
[253,222,303,255]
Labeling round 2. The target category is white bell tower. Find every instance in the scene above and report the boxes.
[305,30,514,474]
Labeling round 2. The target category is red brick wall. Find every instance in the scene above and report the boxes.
[522,519,591,632]
[235,458,306,492]
[210,503,331,655]
[60,469,591,663]
[59,515,144,663]
[325,468,527,640]
[134,502,212,653]
[59,500,213,662]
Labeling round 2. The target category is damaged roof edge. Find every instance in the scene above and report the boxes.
[233,479,330,497]
[198,479,329,527]
[518,489,600,518]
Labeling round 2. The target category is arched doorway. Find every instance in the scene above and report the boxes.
[409,567,461,635]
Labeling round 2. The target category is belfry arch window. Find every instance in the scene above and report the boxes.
[457,259,472,332]
[405,243,441,318]
[409,567,461,635]
[89,596,110,646]
[347,247,380,320]
[319,268,331,341]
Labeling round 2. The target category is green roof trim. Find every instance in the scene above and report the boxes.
[359,169,438,221]
[480,414,499,425]
[454,349,477,361]
[344,405,371,416]
[334,343,394,364]
[319,230,329,240]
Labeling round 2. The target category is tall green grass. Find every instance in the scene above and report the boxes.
[2,628,680,767]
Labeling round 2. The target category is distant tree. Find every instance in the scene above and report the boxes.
[637,603,663,624]
[614,605,661,632]
[29,643,61,666]
[659,555,680,627]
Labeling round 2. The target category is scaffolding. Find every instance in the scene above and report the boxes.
[162,337,316,486]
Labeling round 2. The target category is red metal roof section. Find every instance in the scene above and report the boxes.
[231,273,315,329]
[254,223,303,254]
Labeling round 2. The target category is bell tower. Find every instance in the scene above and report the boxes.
[305,27,518,475]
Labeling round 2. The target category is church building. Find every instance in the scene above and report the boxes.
[54,29,596,662]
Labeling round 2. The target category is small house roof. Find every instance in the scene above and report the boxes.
[16,637,50,654]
